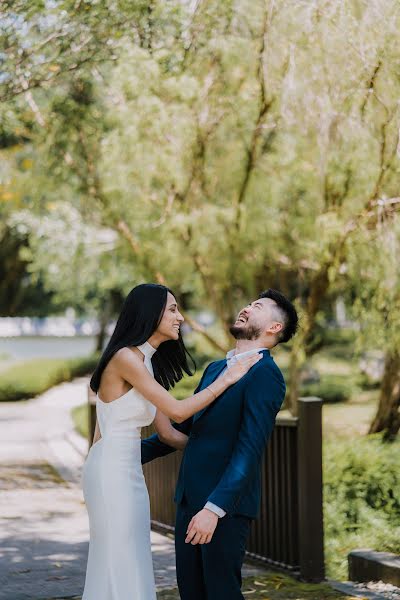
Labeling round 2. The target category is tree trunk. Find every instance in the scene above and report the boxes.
[95,319,108,354]
[369,351,400,441]
[286,268,330,414]
[286,329,307,416]
[95,298,113,353]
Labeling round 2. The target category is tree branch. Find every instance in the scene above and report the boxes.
[233,2,273,234]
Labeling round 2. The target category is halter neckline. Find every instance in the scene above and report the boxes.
[137,341,157,359]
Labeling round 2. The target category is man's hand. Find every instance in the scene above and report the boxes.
[185,508,219,545]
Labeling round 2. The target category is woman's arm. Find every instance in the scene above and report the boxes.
[153,410,188,450]
[115,349,261,423]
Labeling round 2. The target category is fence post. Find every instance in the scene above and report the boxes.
[297,397,325,582]
[87,385,97,453]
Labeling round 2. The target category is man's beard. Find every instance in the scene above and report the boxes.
[229,323,262,340]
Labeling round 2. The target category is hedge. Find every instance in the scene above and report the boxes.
[0,355,99,402]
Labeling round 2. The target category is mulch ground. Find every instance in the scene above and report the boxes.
[156,572,361,599]
[49,573,360,600]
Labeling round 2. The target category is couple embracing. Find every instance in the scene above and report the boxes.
[82,283,298,600]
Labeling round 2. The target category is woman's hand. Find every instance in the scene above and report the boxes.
[221,353,262,387]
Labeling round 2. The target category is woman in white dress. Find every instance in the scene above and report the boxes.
[82,283,260,600]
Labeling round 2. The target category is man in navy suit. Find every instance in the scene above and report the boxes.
[142,289,298,599]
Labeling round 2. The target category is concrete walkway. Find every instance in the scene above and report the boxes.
[0,378,262,600]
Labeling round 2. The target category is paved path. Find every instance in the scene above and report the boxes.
[0,378,262,600]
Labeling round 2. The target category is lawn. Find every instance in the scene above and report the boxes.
[0,355,99,402]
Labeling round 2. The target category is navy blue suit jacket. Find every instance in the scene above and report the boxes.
[141,349,286,519]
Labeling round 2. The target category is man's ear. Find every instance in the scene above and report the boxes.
[269,322,283,335]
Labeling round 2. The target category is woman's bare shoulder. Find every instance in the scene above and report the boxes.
[113,347,145,369]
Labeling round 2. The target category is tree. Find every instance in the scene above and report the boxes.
[94,0,400,412]
[3,0,400,417]
[8,202,133,350]
[0,0,158,102]
[347,217,400,440]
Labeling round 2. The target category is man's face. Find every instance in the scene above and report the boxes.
[229,298,281,341]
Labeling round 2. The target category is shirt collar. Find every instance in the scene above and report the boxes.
[226,346,267,362]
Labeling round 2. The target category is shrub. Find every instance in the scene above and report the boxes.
[0,355,99,402]
[324,435,400,579]
[170,371,203,400]
[301,374,358,403]
[321,328,357,347]
[72,403,88,438]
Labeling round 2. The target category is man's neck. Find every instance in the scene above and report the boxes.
[233,339,268,355]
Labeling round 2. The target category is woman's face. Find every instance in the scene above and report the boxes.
[156,292,184,341]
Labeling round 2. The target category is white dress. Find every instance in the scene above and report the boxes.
[82,342,157,600]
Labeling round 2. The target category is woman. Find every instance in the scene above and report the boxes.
[82,283,261,600]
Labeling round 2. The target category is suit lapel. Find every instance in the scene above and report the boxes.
[193,360,227,423]
[193,350,271,423]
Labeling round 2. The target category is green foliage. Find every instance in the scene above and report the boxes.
[6,0,400,326]
[0,223,60,316]
[0,1,154,102]
[301,375,358,403]
[0,355,98,402]
[72,403,88,439]
[347,218,400,352]
[2,0,400,418]
[319,329,358,349]
[9,203,131,317]
[170,372,203,400]
[324,435,400,579]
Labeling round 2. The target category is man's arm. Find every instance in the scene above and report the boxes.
[185,363,285,545]
[141,364,212,465]
[206,363,285,514]
[141,418,192,464]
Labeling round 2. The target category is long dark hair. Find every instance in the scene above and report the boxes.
[90,283,195,392]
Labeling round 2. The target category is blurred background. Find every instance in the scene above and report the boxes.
[1,0,400,596]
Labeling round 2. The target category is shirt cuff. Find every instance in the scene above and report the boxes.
[204,501,226,518]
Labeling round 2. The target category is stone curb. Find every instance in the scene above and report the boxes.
[329,579,390,599]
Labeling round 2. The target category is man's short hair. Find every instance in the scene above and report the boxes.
[259,289,299,343]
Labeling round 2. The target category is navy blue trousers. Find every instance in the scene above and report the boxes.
[175,500,251,600]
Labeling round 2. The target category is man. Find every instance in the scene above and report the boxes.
[141,288,298,599]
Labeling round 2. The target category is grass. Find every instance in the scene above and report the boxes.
[322,390,378,438]
[0,355,99,402]
[72,403,88,438]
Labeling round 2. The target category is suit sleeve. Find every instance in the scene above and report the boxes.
[206,364,285,514]
[141,363,211,465]
[141,418,193,464]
